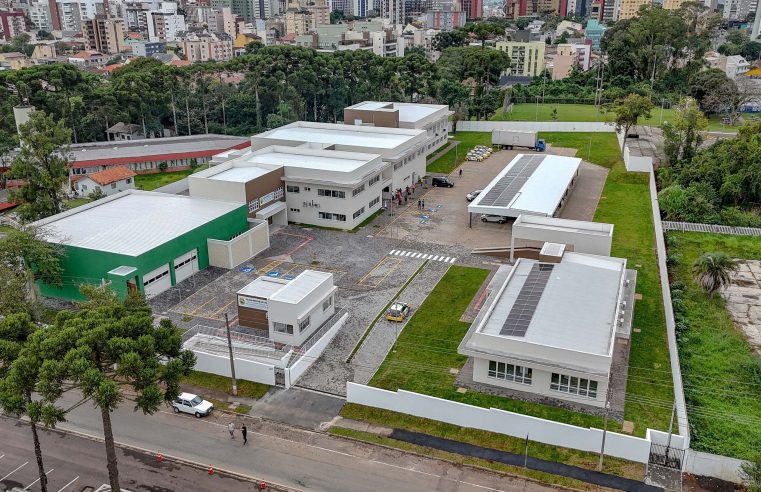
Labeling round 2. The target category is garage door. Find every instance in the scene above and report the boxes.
[143,264,171,299]
[173,249,199,284]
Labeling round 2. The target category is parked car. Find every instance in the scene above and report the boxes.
[432,176,454,187]
[386,302,411,322]
[480,214,508,224]
[171,392,214,418]
[466,190,482,202]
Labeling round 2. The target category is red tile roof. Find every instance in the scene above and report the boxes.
[83,166,136,185]
[169,59,191,67]
[70,141,251,169]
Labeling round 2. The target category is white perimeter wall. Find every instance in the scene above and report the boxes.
[193,349,276,386]
[512,222,613,257]
[683,450,746,483]
[456,121,616,133]
[285,311,348,388]
[346,383,652,463]
[208,220,269,269]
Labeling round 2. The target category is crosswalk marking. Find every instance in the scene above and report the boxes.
[388,250,456,264]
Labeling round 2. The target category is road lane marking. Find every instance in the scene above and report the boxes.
[56,476,79,492]
[24,468,54,490]
[0,454,5,459]
[1,461,28,481]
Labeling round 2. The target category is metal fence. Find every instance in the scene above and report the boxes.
[181,324,293,362]
[294,308,348,355]
[663,221,761,237]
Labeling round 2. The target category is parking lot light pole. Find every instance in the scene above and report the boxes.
[223,312,238,396]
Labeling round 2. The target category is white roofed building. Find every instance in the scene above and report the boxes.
[458,251,636,410]
[468,154,581,218]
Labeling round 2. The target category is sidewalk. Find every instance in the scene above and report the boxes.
[333,419,660,492]
[426,140,460,167]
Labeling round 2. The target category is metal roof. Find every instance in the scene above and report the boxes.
[32,190,242,257]
[253,122,424,150]
[468,154,581,217]
[270,270,332,304]
[238,276,290,299]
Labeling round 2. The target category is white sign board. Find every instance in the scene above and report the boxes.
[238,295,267,310]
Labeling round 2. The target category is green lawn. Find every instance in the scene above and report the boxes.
[541,132,673,435]
[427,132,491,174]
[705,114,751,133]
[181,370,270,400]
[0,224,17,233]
[135,164,209,191]
[65,197,90,209]
[491,103,676,127]
[668,232,761,459]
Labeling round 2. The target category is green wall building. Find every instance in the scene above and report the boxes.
[33,190,251,301]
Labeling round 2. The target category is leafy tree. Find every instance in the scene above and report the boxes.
[692,252,738,295]
[611,93,653,148]
[88,188,105,201]
[661,97,707,166]
[9,112,72,222]
[432,30,468,51]
[703,77,756,124]
[464,22,505,48]
[0,227,63,317]
[35,288,196,492]
[158,161,168,172]
[688,68,730,107]
[0,314,67,492]
[658,183,718,222]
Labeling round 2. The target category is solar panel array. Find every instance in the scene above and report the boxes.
[477,154,545,207]
[500,263,554,337]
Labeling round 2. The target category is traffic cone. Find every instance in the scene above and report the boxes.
[155,453,164,462]
[208,467,214,475]
[260,482,267,490]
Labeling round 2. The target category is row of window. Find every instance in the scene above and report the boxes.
[274,295,333,336]
[353,207,365,219]
[319,211,346,222]
[369,196,380,208]
[318,188,346,199]
[486,361,599,399]
[352,184,365,197]
[369,175,380,186]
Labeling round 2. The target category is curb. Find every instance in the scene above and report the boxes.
[327,425,587,492]
[5,416,300,492]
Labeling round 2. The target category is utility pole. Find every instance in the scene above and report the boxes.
[223,312,238,396]
[665,400,676,467]
[597,383,613,471]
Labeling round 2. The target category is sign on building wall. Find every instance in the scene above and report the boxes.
[238,295,268,310]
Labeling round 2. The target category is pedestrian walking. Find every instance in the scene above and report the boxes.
[421,199,425,209]
[459,168,463,178]
[404,194,408,204]
[241,424,248,445]
[228,421,235,439]
[417,199,421,209]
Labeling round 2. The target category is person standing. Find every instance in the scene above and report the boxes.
[459,168,463,178]
[417,199,421,210]
[228,421,235,439]
[241,424,248,445]
[421,199,425,209]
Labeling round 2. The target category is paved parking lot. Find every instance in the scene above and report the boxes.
[376,147,608,251]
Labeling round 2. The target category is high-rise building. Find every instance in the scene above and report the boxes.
[181,32,233,62]
[495,41,545,77]
[82,16,126,53]
[584,19,606,51]
[723,0,758,20]
[147,1,186,41]
[461,0,481,18]
[615,0,650,19]
[0,10,27,40]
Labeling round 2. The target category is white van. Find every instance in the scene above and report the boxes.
[171,392,214,418]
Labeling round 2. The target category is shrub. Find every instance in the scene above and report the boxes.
[158,161,168,173]
[658,184,720,223]
[719,207,761,228]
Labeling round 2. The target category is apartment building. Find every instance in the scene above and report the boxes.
[584,19,606,51]
[181,31,233,62]
[425,7,466,31]
[496,41,545,77]
[82,16,126,54]
[551,43,591,80]
[147,1,186,42]
[616,0,650,19]
[0,10,26,41]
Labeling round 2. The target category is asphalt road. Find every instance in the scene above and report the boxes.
[4,391,558,492]
[0,417,267,491]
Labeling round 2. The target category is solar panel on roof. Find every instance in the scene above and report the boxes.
[500,263,554,337]
[478,155,545,208]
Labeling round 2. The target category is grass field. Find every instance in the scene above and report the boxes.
[668,232,761,459]
[181,370,270,400]
[65,197,90,209]
[540,132,673,435]
[135,164,209,191]
[427,132,491,174]
[490,103,677,127]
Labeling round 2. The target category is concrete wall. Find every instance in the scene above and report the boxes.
[188,174,245,202]
[285,310,348,388]
[623,145,653,173]
[207,220,270,269]
[192,349,276,385]
[153,177,190,195]
[512,221,613,257]
[268,279,336,346]
[683,450,747,483]
[456,121,616,133]
[346,383,652,463]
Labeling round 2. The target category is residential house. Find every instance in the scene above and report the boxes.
[74,166,137,197]
[68,50,107,66]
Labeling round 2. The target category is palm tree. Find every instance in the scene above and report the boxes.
[692,252,738,296]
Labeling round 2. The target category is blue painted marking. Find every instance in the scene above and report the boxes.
[283,275,296,280]
[420,218,428,224]
[239,267,254,273]
[435,204,443,209]
[267,271,281,277]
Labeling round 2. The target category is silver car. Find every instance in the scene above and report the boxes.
[480,214,508,224]
[466,190,483,202]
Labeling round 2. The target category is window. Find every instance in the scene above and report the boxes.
[81,184,88,191]
[393,162,403,171]
[550,373,598,398]
[126,178,132,184]
[317,188,345,199]
[318,212,346,222]
[322,296,332,311]
[273,322,294,334]
[353,207,365,219]
[352,184,365,197]
[289,208,300,213]
[487,361,532,385]
[111,183,117,189]
[299,317,310,332]
[369,196,380,208]
[286,185,300,193]
[369,175,380,186]
[247,198,259,213]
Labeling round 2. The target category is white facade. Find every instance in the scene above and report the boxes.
[147,1,186,41]
[237,270,337,346]
[458,253,634,409]
[75,175,135,197]
[510,215,614,261]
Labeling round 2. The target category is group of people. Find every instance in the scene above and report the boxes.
[228,421,248,445]
[393,183,417,207]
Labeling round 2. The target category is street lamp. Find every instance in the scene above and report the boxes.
[222,312,238,396]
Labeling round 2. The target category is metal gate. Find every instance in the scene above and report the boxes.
[648,442,684,469]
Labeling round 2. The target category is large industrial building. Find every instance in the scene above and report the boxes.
[32,190,269,300]
[458,251,636,409]
[468,154,581,219]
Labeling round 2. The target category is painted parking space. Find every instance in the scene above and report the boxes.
[356,256,403,288]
